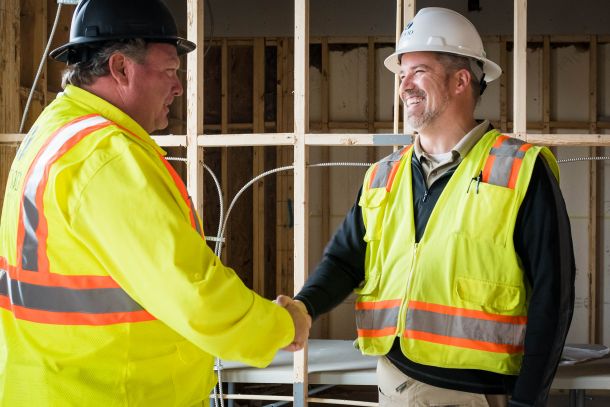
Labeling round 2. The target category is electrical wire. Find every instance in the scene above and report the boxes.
[557,156,610,163]
[19,4,63,134]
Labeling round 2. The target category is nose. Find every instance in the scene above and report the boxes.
[399,74,413,93]
[173,76,183,97]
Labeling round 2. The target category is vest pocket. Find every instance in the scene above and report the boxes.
[456,276,522,312]
[354,272,381,296]
[458,181,516,244]
[359,188,389,242]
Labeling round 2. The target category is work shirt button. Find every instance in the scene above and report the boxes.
[193,273,202,280]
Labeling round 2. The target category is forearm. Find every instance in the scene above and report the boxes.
[295,192,367,319]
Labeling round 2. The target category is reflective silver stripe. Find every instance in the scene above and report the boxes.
[486,138,527,188]
[369,148,407,189]
[356,306,400,331]
[406,308,526,347]
[21,116,110,271]
[0,270,144,314]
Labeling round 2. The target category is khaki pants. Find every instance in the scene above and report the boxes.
[377,356,508,407]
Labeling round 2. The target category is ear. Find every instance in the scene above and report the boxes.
[107,53,130,86]
[452,68,472,96]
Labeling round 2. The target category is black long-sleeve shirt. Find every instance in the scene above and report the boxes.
[295,154,575,407]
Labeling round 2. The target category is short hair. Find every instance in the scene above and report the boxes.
[433,53,484,103]
[61,39,148,88]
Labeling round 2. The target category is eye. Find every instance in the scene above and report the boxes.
[414,69,424,74]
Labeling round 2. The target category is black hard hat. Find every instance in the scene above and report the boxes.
[49,0,196,63]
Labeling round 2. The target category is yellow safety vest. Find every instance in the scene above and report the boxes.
[356,129,559,375]
[0,85,293,406]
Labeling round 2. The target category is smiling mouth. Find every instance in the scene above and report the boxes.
[406,97,424,106]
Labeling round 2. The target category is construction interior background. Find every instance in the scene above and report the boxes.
[1,0,609,405]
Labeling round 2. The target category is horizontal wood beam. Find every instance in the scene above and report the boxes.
[5,132,610,147]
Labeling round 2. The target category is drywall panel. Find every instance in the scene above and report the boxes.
[376,45,395,123]
[329,46,368,122]
[309,61,323,123]
[552,45,589,122]
[505,47,544,123]
[557,144,590,344]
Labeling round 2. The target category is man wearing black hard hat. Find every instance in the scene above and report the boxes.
[0,0,310,405]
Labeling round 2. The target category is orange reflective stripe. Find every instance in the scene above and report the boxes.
[367,146,411,191]
[367,164,379,189]
[481,135,532,189]
[355,299,402,310]
[405,300,526,353]
[160,157,203,236]
[0,259,120,289]
[355,299,400,337]
[0,302,154,326]
[385,159,402,192]
[18,115,111,272]
[404,329,524,354]
[481,154,496,184]
[1,259,155,326]
[357,327,397,338]
[409,300,527,325]
[5,114,162,326]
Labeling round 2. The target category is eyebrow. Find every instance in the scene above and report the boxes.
[401,64,432,74]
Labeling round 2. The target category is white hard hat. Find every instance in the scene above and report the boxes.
[384,7,502,83]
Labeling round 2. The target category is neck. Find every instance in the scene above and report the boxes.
[416,107,477,154]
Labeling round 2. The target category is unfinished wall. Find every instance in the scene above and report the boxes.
[168,0,610,38]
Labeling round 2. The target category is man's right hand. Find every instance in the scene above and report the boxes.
[275,295,312,352]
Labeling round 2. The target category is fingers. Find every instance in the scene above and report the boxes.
[275,295,312,352]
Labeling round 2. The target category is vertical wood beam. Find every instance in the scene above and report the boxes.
[221,38,229,263]
[186,0,204,216]
[366,37,377,163]
[542,36,551,134]
[319,37,331,339]
[588,35,601,344]
[294,0,309,405]
[0,0,20,134]
[253,38,266,295]
[392,0,403,134]
[402,1,416,134]
[500,36,508,131]
[20,0,48,131]
[0,0,20,212]
[513,0,527,139]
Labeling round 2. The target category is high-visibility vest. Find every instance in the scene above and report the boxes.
[0,85,293,406]
[356,129,559,375]
[1,114,202,325]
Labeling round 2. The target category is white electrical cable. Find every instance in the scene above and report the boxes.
[19,4,64,134]
[557,156,610,163]
[165,157,225,255]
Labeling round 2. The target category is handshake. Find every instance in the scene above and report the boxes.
[274,295,313,352]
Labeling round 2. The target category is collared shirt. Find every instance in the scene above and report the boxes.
[413,120,490,186]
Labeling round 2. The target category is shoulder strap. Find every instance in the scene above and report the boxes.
[367,146,412,191]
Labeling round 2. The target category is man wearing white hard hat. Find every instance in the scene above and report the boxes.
[283,7,575,407]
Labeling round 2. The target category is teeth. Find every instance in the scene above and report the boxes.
[408,97,422,106]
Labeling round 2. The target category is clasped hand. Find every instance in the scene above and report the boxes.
[274,295,312,352]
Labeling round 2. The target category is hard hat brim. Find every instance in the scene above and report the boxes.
[383,47,502,83]
[49,36,197,63]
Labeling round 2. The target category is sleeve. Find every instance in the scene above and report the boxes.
[294,187,367,319]
[510,157,576,406]
[70,144,294,368]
